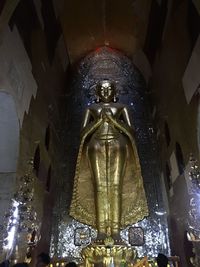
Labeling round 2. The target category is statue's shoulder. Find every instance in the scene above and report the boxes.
[88,103,99,109]
[87,103,101,114]
[113,102,127,109]
[113,102,122,107]
[119,103,130,110]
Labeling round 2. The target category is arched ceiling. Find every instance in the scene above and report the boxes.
[60,0,152,63]
[0,0,152,64]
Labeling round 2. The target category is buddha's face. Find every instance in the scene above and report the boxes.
[98,81,115,102]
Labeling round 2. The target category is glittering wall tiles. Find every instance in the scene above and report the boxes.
[51,47,170,259]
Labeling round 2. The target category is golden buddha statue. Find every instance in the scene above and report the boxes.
[70,81,148,236]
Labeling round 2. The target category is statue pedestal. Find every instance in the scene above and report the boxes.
[81,237,136,267]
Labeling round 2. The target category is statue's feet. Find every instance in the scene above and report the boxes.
[96,233,106,242]
[96,232,122,245]
[111,233,122,244]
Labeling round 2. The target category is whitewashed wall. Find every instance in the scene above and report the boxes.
[0,24,38,256]
[0,26,37,126]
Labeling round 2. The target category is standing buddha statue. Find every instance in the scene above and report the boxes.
[70,80,148,237]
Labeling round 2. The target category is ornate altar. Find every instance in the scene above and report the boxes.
[81,237,137,267]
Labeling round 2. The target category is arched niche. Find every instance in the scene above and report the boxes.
[165,162,172,190]
[45,125,50,151]
[0,91,19,172]
[51,46,170,259]
[46,165,51,192]
[33,145,40,177]
[175,142,185,175]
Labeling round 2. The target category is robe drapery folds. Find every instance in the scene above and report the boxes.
[70,115,149,229]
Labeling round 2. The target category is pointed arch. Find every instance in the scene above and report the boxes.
[45,125,51,151]
[33,145,40,177]
[175,142,185,175]
[46,165,51,192]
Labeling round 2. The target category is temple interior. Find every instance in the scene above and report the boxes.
[0,0,200,267]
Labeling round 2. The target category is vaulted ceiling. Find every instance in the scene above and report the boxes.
[60,0,152,63]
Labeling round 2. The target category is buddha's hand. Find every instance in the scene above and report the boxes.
[100,108,113,121]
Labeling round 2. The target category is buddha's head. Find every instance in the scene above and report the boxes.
[96,80,116,103]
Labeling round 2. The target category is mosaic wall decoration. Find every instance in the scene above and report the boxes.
[50,47,170,260]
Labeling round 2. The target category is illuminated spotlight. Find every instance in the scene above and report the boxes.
[155,211,167,216]
[4,200,19,250]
